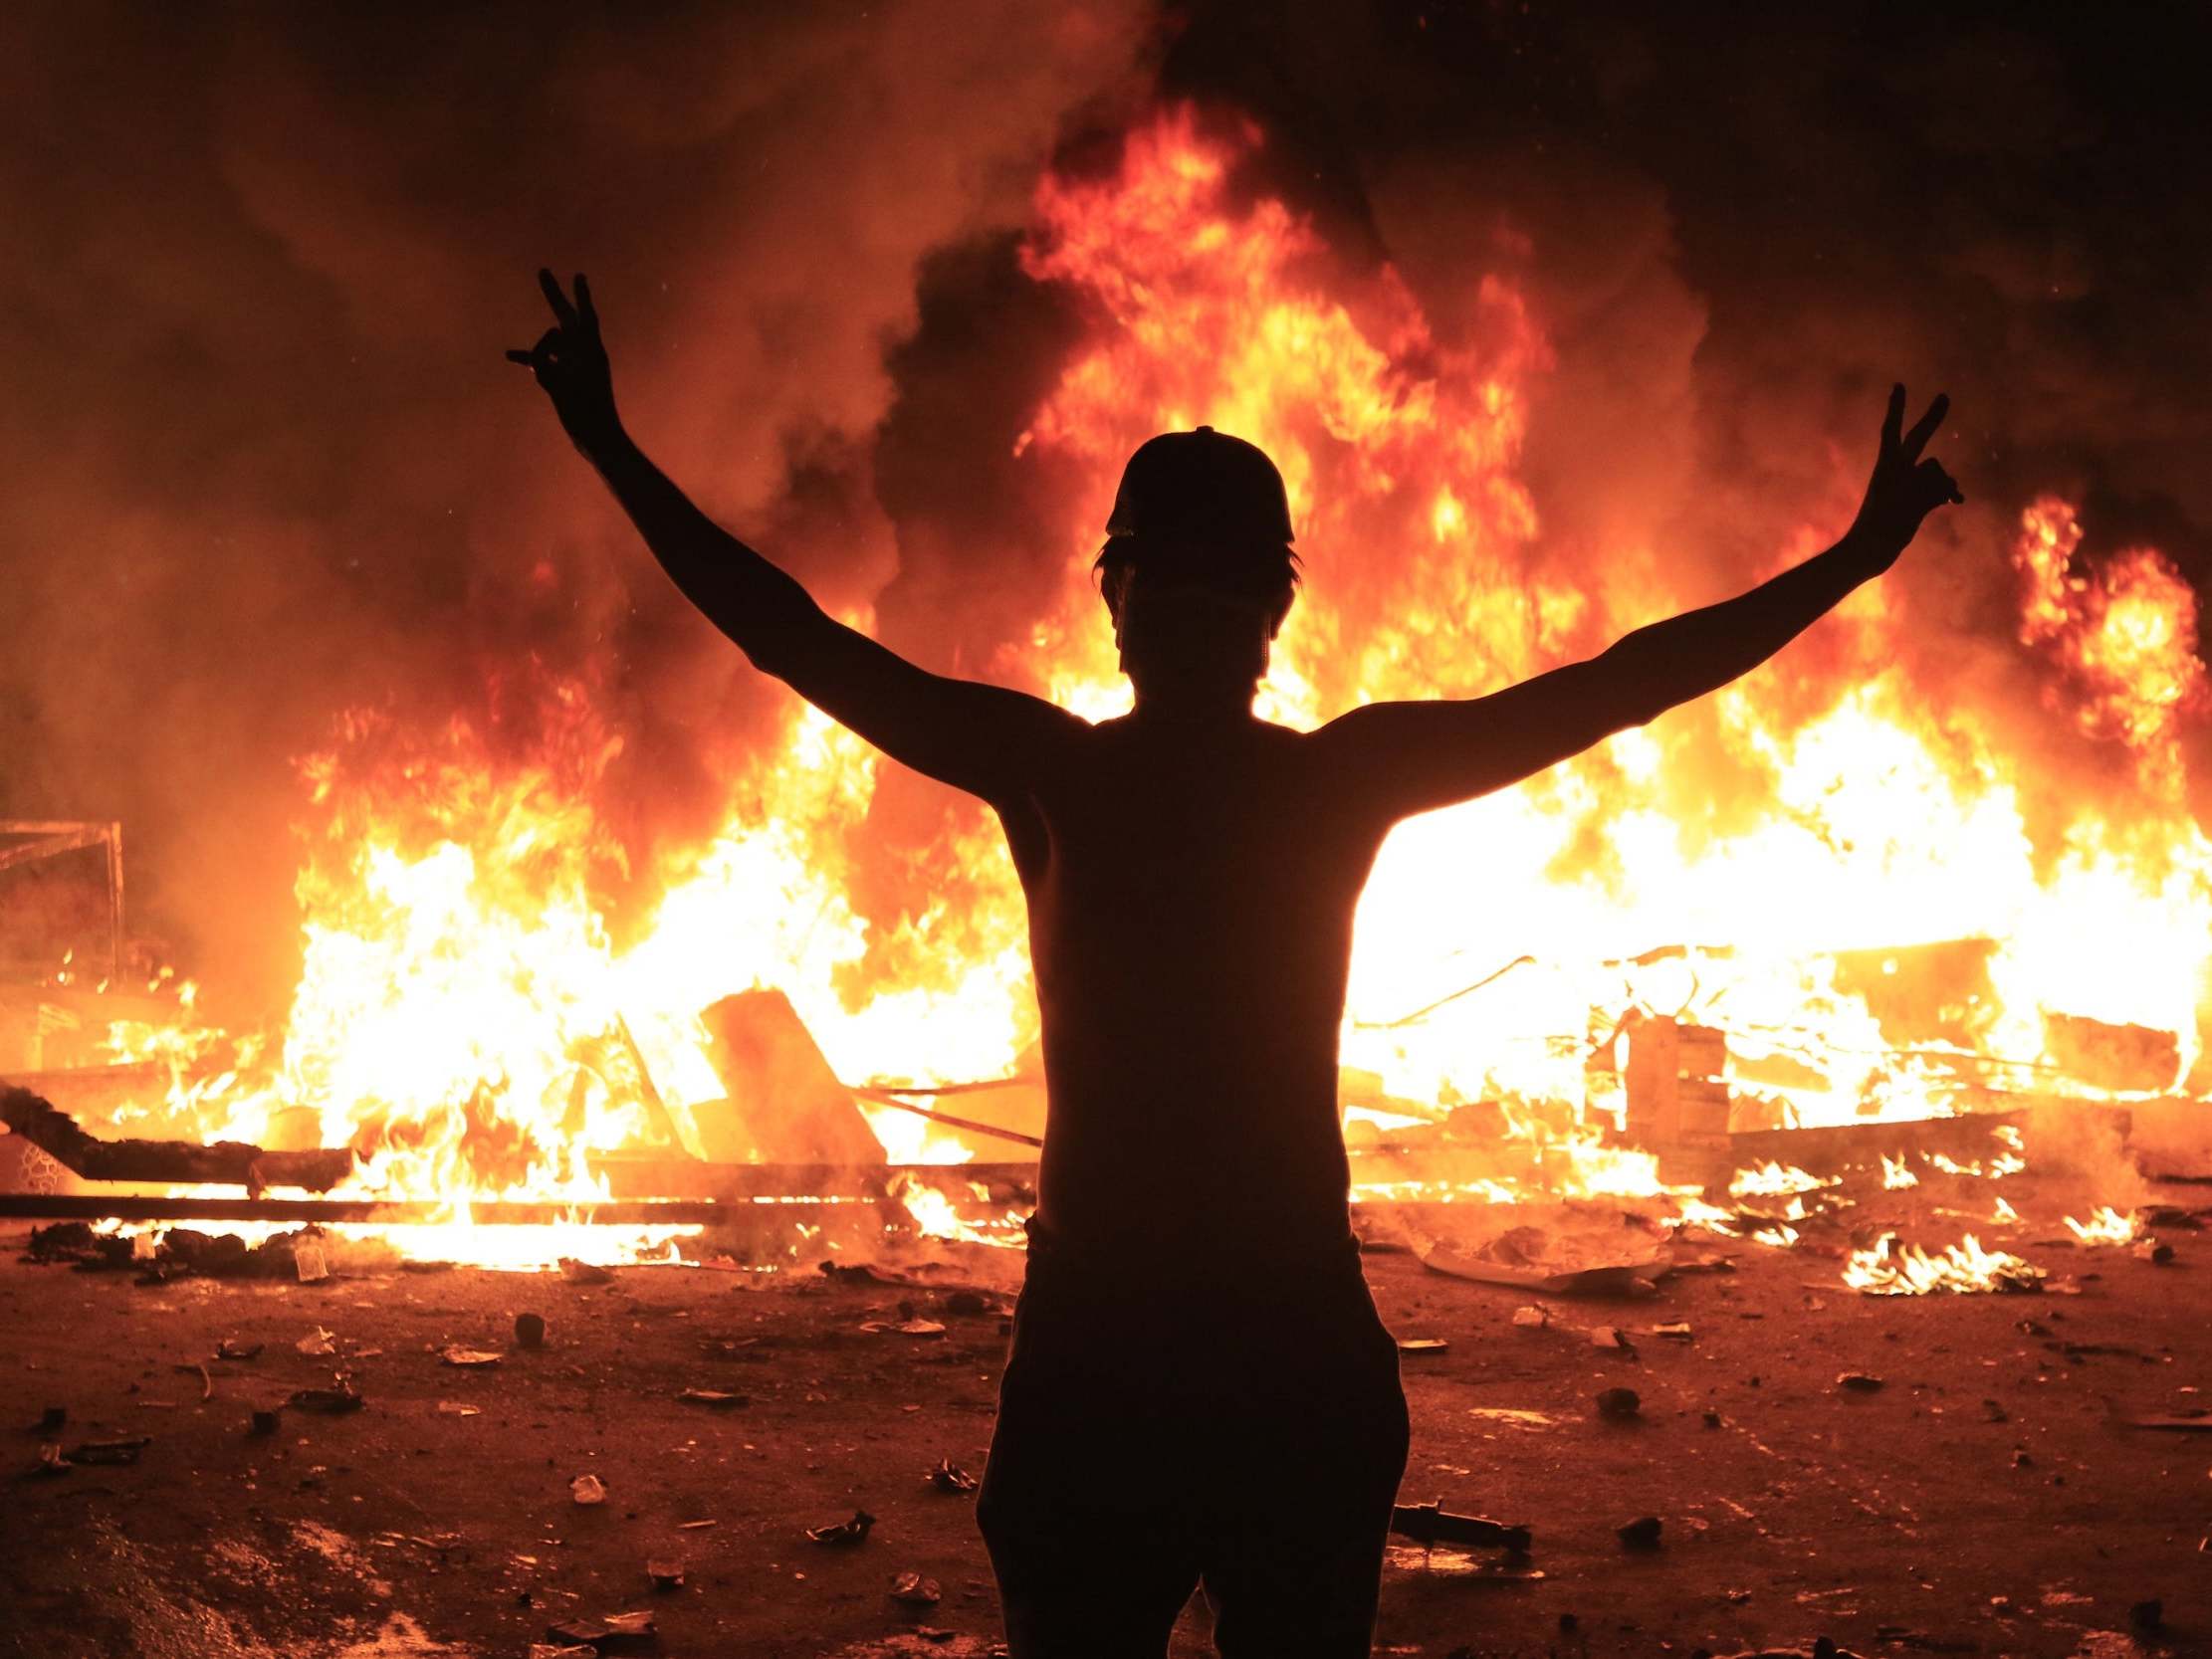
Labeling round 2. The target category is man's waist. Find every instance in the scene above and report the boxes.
[1019,1205,1361,1286]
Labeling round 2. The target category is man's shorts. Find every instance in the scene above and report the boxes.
[977,1223,1410,1657]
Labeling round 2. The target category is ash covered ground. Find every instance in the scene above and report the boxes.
[3,1170,2208,1659]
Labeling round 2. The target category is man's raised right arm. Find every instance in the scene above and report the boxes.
[510,271,1077,805]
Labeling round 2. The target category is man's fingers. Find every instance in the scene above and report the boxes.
[1918,457,1964,507]
[1901,391,1950,461]
[574,273,597,329]
[1880,382,1905,456]
[538,267,577,326]
[505,328,565,380]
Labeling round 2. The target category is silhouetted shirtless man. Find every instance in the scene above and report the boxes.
[511,270,1962,1656]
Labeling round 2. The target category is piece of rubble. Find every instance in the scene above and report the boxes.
[68,1436,152,1465]
[1396,1338,1448,1355]
[677,1388,747,1410]
[1836,1372,1883,1393]
[214,1340,263,1361]
[1510,1306,1548,1329]
[1595,1387,1642,1420]
[890,1570,943,1606]
[859,1318,948,1339]
[806,1508,876,1547]
[440,1347,503,1368]
[294,1240,329,1283]
[1980,1399,2008,1423]
[1701,1409,1723,1428]
[515,1312,547,1349]
[32,1443,71,1477]
[1416,1236,1664,1298]
[1389,1501,1532,1554]
[2104,1397,2212,1432]
[927,1458,979,1494]
[647,1559,685,1592]
[559,1258,615,1287]
[2133,1239,2175,1264]
[437,1401,480,1417]
[570,1474,608,1506]
[1589,1327,1635,1351]
[2135,1204,2205,1229]
[528,1646,598,1659]
[288,1382,364,1414]
[1615,1515,1662,1550]
[296,1327,337,1356]
[1650,1322,1693,1342]
[819,1260,905,1287]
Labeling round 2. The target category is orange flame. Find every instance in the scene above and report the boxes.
[2013,497,2210,796]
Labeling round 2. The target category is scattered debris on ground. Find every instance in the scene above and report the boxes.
[807,1509,877,1547]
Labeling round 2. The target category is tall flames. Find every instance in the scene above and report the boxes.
[61,106,2212,1266]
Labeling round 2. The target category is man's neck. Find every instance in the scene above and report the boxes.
[1124,692,1260,734]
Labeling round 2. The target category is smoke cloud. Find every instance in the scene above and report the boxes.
[0,1,1149,1008]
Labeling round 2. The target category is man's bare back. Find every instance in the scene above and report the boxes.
[1011,710,1381,1258]
[511,267,1962,1656]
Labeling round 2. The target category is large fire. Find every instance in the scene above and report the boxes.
[39,106,2212,1271]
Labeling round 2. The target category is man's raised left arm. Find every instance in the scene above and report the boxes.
[1315,385,1963,822]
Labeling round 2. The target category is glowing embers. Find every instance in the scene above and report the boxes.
[1843,1231,2045,1296]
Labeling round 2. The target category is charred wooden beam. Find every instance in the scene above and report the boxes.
[1725,1108,2034,1166]
[3,1085,1041,1208]
[591,1151,1035,1203]
[2,1084,352,1190]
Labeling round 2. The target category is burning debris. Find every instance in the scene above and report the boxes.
[7,102,2211,1277]
[1842,1233,2045,1297]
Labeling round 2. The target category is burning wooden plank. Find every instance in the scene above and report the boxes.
[696,989,888,1165]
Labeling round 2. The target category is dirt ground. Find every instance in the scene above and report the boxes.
[2,1175,2207,1659]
